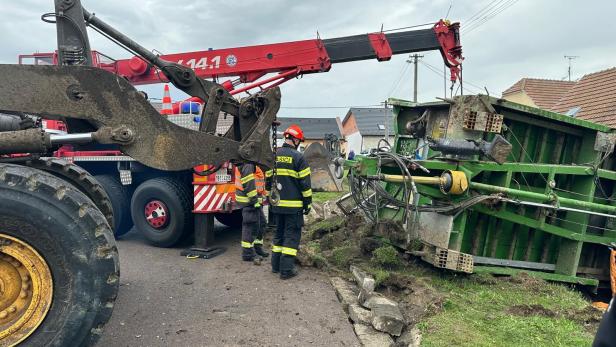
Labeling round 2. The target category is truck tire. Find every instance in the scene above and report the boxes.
[0,163,119,347]
[95,175,134,237]
[214,210,243,228]
[131,177,192,247]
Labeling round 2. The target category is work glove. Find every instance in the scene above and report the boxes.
[303,204,311,215]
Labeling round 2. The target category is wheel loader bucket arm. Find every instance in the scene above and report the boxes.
[0,64,279,171]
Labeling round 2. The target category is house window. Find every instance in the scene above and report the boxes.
[378,124,385,130]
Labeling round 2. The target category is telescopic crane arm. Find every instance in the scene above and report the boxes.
[92,20,463,95]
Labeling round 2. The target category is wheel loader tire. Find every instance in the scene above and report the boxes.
[214,210,243,228]
[24,157,114,228]
[95,174,134,237]
[0,163,119,347]
[131,177,192,247]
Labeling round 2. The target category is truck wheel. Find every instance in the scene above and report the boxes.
[215,210,243,228]
[131,177,192,247]
[95,175,134,237]
[0,164,119,347]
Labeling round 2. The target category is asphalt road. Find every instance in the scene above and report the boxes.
[97,224,359,347]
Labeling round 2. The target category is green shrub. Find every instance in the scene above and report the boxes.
[330,246,358,268]
[368,268,391,288]
[372,245,401,268]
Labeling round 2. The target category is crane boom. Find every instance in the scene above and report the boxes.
[107,20,462,92]
[21,21,462,95]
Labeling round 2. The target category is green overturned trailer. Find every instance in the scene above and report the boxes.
[339,95,616,287]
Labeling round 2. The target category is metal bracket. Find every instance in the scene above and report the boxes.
[199,87,226,134]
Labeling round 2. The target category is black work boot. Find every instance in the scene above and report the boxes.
[254,245,270,258]
[271,253,281,273]
[280,255,298,280]
[242,247,256,261]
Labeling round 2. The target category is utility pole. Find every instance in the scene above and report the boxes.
[383,100,389,143]
[564,55,579,81]
[407,54,423,102]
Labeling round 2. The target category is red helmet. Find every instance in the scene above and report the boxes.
[283,124,305,141]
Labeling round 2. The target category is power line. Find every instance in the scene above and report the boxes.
[381,22,437,33]
[464,0,505,27]
[385,61,411,98]
[420,60,485,94]
[445,0,454,19]
[464,0,519,35]
[465,0,509,28]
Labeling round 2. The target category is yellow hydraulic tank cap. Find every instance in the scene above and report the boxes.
[440,170,468,195]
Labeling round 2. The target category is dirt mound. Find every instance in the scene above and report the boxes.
[570,305,603,326]
[506,272,545,289]
[507,304,558,318]
[507,304,603,328]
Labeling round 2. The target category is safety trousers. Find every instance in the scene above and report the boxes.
[271,212,303,273]
[241,206,266,258]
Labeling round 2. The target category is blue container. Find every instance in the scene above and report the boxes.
[181,102,201,114]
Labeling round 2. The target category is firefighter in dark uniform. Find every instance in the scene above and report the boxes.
[235,163,269,261]
[267,125,312,279]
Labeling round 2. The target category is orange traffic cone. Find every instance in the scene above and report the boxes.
[160,84,173,115]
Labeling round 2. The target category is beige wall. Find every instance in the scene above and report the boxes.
[503,91,537,108]
[362,136,386,152]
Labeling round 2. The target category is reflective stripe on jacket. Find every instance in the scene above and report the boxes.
[236,164,266,207]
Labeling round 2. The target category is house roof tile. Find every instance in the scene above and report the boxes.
[502,78,575,110]
[551,67,616,127]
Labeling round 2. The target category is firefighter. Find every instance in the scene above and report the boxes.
[235,163,269,261]
[267,125,312,279]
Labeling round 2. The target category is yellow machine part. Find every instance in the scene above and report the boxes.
[0,234,53,347]
[443,170,469,195]
[382,170,468,196]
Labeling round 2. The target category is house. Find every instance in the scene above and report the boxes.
[341,107,394,155]
[277,117,343,151]
[502,78,575,110]
[503,68,616,127]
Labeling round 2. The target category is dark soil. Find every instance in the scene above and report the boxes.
[507,304,603,328]
[507,304,558,318]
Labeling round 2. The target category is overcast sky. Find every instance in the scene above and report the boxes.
[2,0,615,118]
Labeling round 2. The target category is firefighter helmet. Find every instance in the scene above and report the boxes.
[283,124,305,141]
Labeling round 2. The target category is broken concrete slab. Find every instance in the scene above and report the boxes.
[353,323,395,347]
[362,294,397,310]
[358,288,370,305]
[350,265,376,293]
[395,326,422,347]
[330,277,359,313]
[348,303,372,325]
[371,304,406,337]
